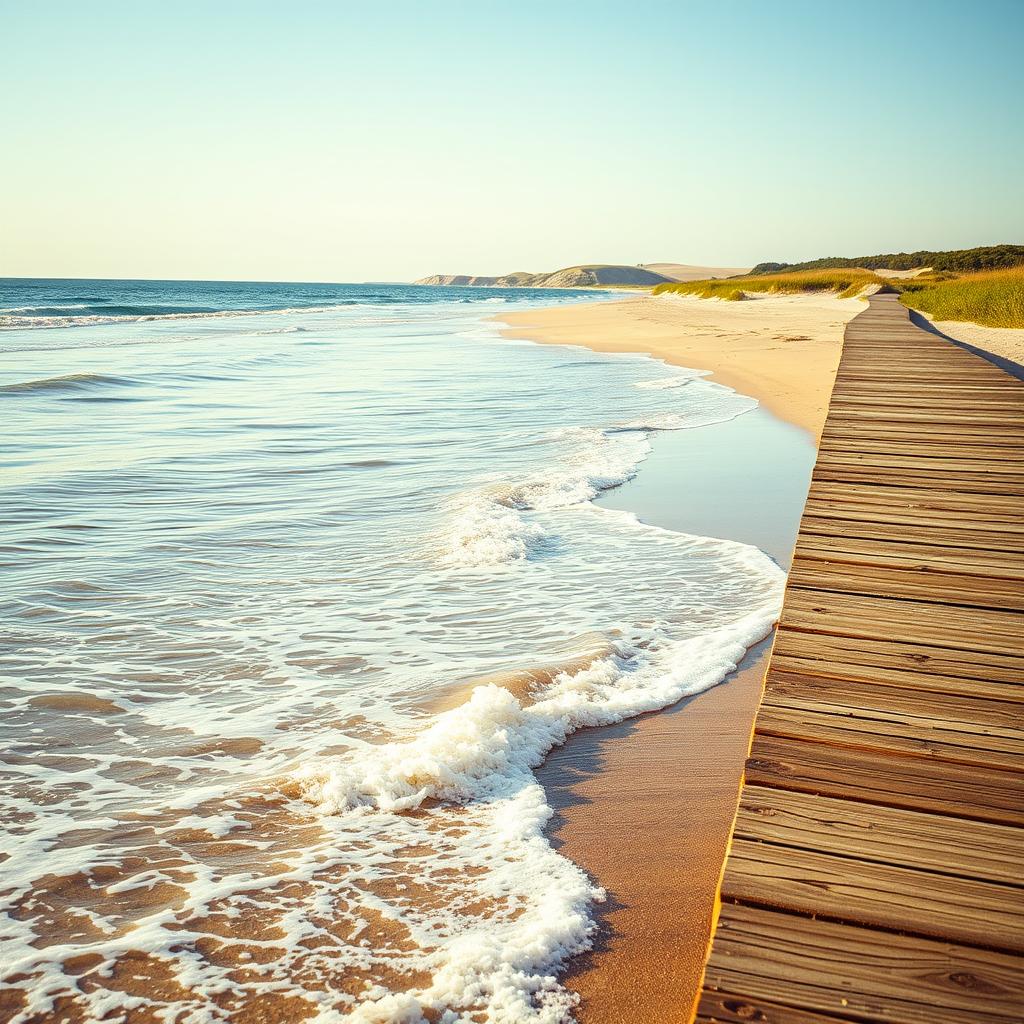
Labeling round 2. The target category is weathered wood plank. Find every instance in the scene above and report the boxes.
[720,838,1024,953]
[754,702,1023,771]
[733,786,1024,886]
[769,651,1023,702]
[703,903,1024,1024]
[791,533,1024,579]
[797,513,1024,551]
[822,419,1024,444]
[787,557,1024,611]
[744,732,1024,826]
[803,494,1024,528]
[695,991,865,1024]
[763,672,1024,733]
[772,627,1024,682]
[779,588,1024,655]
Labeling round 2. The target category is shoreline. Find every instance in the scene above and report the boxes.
[535,411,815,1022]
[495,291,862,440]
[498,293,845,1020]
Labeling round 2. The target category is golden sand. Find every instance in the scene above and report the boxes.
[497,291,863,440]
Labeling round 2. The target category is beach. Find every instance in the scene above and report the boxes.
[7,280,1010,1022]
[498,292,863,439]
[498,291,862,1019]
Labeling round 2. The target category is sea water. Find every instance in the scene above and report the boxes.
[0,279,784,1023]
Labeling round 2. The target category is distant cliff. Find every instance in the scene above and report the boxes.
[414,264,674,288]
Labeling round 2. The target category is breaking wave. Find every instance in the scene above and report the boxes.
[0,302,363,330]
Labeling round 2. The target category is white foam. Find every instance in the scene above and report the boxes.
[297,562,781,1021]
[438,428,649,567]
[0,303,362,331]
[633,372,704,389]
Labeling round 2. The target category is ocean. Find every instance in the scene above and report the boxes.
[0,279,784,1023]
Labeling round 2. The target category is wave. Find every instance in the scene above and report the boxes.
[0,371,134,395]
[297,553,780,1021]
[439,373,757,569]
[634,372,704,389]
[440,427,649,567]
[0,302,362,330]
[0,295,779,1022]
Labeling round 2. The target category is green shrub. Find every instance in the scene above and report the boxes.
[750,244,1024,276]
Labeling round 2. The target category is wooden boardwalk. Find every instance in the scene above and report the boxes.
[694,294,1024,1024]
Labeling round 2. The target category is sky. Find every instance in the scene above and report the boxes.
[2,0,1023,282]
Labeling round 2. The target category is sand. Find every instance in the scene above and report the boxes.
[497,291,863,440]
[498,292,855,1020]
[533,413,815,1022]
[876,266,932,279]
[642,262,752,282]
[538,640,772,1022]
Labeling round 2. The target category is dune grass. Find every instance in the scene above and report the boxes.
[653,264,1024,328]
[652,268,882,301]
[653,263,1024,328]
[897,266,1024,328]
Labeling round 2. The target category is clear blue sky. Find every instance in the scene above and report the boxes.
[3,0,1022,282]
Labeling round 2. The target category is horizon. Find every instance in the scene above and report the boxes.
[2,239,1022,288]
[3,0,1023,282]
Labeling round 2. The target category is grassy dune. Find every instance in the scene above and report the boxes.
[652,268,881,301]
[653,265,1024,329]
[898,266,1024,328]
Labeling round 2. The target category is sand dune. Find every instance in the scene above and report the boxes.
[641,262,751,281]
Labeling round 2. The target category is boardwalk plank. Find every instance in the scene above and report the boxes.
[733,786,1024,886]
[755,703,1023,771]
[780,588,1023,654]
[695,990,857,1023]
[703,904,1024,1024]
[772,627,1024,683]
[795,514,1024,552]
[787,558,1024,611]
[763,672,1024,732]
[791,534,1024,579]
[769,652,1023,702]
[720,839,1024,953]
[744,732,1024,825]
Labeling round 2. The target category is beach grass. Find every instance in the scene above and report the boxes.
[654,265,1024,329]
[652,268,882,301]
[897,266,1024,328]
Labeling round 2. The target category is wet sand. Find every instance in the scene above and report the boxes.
[536,412,815,1021]
[510,300,826,1020]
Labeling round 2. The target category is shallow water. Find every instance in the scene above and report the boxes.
[0,281,784,1023]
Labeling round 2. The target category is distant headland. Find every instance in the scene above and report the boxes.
[414,262,751,289]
